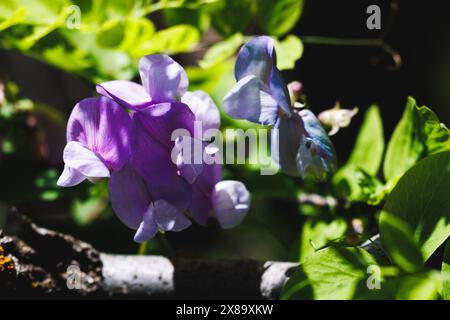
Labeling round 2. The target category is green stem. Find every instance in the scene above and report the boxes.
[301,36,383,47]
[137,240,149,255]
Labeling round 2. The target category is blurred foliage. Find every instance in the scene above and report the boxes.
[1,0,449,300]
[0,0,305,82]
[383,97,450,182]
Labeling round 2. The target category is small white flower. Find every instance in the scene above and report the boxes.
[318,102,358,136]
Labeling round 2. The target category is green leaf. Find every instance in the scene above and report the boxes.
[163,4,210,33]
[0,7,25,31]
[384,97,450,181]
[199,33,244,69]
[393,272,441,300]
[255,0,304,36]
[380,151,450,260]
[71,197,107,225]
[96,19,125,48]
[299,218,347,262]
[379,213,424,273]
[332,105,384,200]
[274,35,303,70]
[281,246,379,300]
[119,18,155,58]
[443,240,450,300]
[208,0,252,37]
[347,105,385,174]
[142,24,200,54]
[43,45,92,72]
[357,169,392,205]
[354,271,441,300]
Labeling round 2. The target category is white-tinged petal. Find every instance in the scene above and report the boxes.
[152,200,192,232]
[222,75,278,126]
[212,180,250,229]
[174,135,204,184]
[181,90,221,132]
[57,165,86,187]
[139,55,188,102]
[63,141,110,179]
[134,204,158,243]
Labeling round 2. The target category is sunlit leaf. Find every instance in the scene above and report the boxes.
[282,246,378,300]
[379,213,424,273]
[274,35,303,70]
[142,24,200,54]
[298,218,347,262]
[333,105,384,200]
[381,151,450,260]
[199,33,243,69]
[255,0,304,36]
[384,97,450,181]
[208,0,252,37]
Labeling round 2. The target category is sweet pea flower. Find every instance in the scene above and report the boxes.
[222,36,337,179]
[58,54,250,242]
[56,95,191,242]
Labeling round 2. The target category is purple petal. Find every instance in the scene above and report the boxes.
[271,112,305,177]
[130,116,179,187]
[150,176,192,213]
[134,206,158,243]
[96,80,151,110]
[212,180,250,229]
[66,97,132,171]
[235,36,275,83]
[57,165,86,187]
[152,200,192,232]
[137,102,195,146]
[297,109,337,179]
[139,55,188,103]
[270,68,292,116]
[181,91,220,132]
[222,75,278,125]
[174,135,204,184]
[131,102,195,186]
[190,162,222,225]
[235,36,291,116]
[108,162,151,229]
[63,141,110,178]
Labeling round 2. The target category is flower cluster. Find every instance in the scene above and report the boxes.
[58,55,250,242]
[222,36,337,179]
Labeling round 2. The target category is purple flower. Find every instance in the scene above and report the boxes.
[222,36,291,125]
[222,36,337,179]
[58,54,250,242]
[271,109,337,180]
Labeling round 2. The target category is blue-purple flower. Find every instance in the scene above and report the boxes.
[222,36,337,179]
[58,54,250,242]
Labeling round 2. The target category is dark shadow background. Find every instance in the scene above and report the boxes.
[1,0,449,259]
